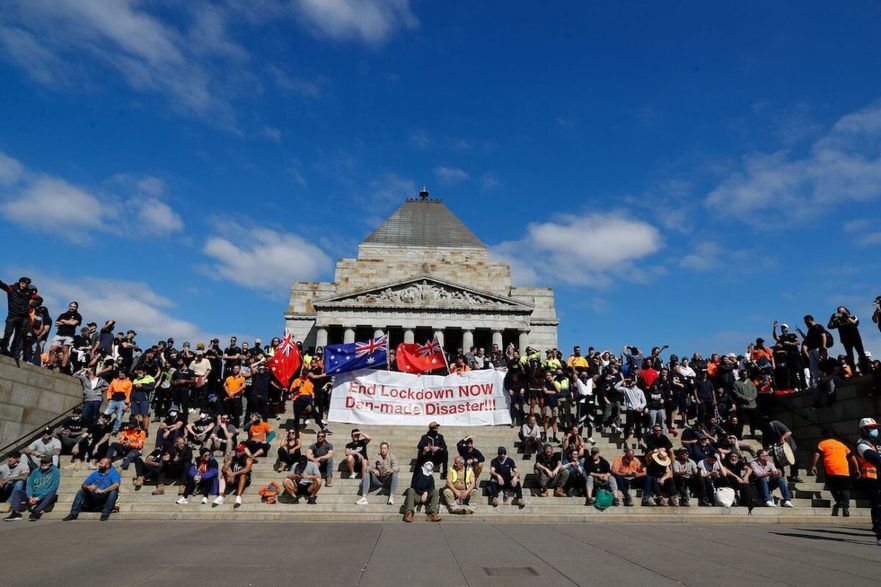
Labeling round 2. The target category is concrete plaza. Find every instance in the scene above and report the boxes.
[0,521,878,586]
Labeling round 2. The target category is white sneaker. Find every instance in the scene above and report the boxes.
[356,496,369,506]
[201,497,208,505]
[387,496,395,505]
[782,500,794,508]
[587,437,597,445]
[176,497,188,505]
[212,496,224,506]
[234,495,242,508]
[765,500,777,507]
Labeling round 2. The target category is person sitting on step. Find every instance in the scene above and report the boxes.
[357,441,399,506]
[178,448,218,505]
[749,449,794,508]
[3,456,58,522]
[416,422,448,479]
[344,428,371,479]
[274,428,301,472]
[642,447,675,506]
[403,461,442,523]
[212,443,253,508]
[106,418,146,471]
[134,435,192,495]
[443,456,477,514]
[561,425,586,462]
[611,447,644,507]
[671,447,699,506]
[585,447,619,506]
[242,413,274,459]
[62,457,120,522]
[456,435,485,480]
[206,414,238,456]
[283,455,322,504]
[306,430,335,487]
[534,443,562,497]
[488,446,525,508]
[519,414,542,459]
[554,447,588,497]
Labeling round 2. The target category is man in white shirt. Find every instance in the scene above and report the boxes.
[519,414,542,459]
[24,428,62,469]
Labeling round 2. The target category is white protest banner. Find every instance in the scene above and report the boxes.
[328,369,511,426]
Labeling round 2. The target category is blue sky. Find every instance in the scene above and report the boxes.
[1,1,880,358]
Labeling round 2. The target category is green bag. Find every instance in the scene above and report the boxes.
[594,489,614,511]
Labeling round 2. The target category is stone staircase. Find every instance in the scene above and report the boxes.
[40,414,872,523]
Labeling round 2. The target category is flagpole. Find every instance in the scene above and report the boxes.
[437,334,451,375]
[385,334,391,371]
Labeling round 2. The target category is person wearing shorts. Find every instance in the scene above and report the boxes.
[542,372,561,443]
[130,367,156,433]
[49,301,82,370]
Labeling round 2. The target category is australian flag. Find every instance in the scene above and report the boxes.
[324,334,389,375]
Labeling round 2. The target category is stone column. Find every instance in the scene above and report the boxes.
[518,330,530,354]
[492,330,503,349]
[462,329,474,351]
[315,328,328,349]
[433,329,445,349]
[373,328,384,339]
[404,329,415,344]
[343,328,356,344]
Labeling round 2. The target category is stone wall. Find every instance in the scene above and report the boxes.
[0,355,84,450]
[768,376,881,463]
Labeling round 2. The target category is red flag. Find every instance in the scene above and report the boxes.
[396,340,446,374]
[267,334,302,387]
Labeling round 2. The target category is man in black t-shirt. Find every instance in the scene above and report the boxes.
[57,407,86,457]
[49,301,82,370]
[534,444,562,496]
[803,315,829,388]
[344,429,372,479]
[222,337,243,379]
[585,447,618,504]
[488,447,524,507]
[456,436,486,479]
[644,424,673,456]
[171,359,196,422]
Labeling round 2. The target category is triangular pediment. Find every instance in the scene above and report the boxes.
[313,275,533,312]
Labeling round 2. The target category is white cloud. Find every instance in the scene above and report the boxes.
[293,0,418,44]
[0,0,250,127]
[434,166,470,184]
[0,152,25,186]
[261,126,283,143]
[480,172,501,190]
[491,213,663,287]
[679,241,722,272]
[0,151,184,242]
[13,269,231,343]
[202,222,331,294]
[706,101,881,226]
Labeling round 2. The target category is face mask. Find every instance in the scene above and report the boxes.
[869,429,880,440]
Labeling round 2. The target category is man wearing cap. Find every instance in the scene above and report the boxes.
[855,418,881,545]
[416,422,449,478]
[0,276,33,356]
[456,435,485,479]
[4,456,59,522]
[488,446,524,508]
[24,427,62,469]
[403,461,442,522]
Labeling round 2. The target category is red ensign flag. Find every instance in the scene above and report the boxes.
[267,334,302,387]
[396,340,445,374]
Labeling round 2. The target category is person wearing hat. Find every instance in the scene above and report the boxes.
[642,448,674,506]
[214,443,254,507]
[855,418,881,545]
[402,461,442,522]
[416,422,448,478]
[24,426,62,470]
[488,446,524,508]
[106,417,146,471]
[4,455,58,521]
[0,276,34,357]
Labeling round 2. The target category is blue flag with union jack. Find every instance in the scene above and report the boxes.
[324,334,389,375]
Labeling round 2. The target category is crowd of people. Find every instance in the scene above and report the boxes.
[0,274,879,545]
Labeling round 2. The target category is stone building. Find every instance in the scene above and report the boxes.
[285,189,558,354]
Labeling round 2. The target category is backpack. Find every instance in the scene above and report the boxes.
[822,328,834,348]
[258,482,282,504]
[740,483,761,513]
[594,489,614,511]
